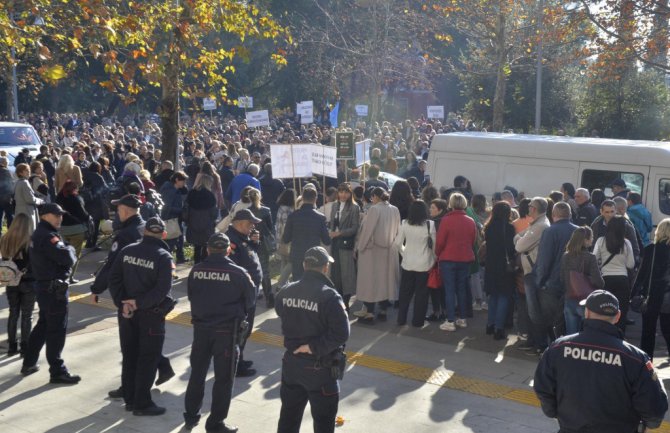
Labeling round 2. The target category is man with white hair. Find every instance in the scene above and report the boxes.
[225,163,261,204]
[573,188,598,227]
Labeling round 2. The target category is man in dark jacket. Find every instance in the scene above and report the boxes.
[591,199,641,264]
[0,157,15,233]
[282,187,331,280]
[534,290,668,433]
[573,188,598,227]
[218,156,235,208]
[153,161,175,190]
[533,202,577,350]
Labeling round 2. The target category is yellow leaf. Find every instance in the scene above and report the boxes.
[42,65,67,81]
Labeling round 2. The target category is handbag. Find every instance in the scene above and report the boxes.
[427,264,442,289]
[337,236,355,250]
[426,221,433,250]
[567,254,608,300]
[631,245,656,314]
[503,225,519,274]
[165,218,181,240]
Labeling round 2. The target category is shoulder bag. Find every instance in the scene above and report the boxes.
[504,225,519,274]
[567,254,600,300]
[426,220,433,250]
[631,245,656,314]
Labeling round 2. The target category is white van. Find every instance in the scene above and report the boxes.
[427,132,670,224]
[0,122,42,170]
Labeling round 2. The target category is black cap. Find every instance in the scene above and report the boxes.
[145,217,166,234]
[21,147,30,153]
[38,203,67,216]
[232,208,262,224]
[207,233,230,250]
[611,178,626,188]
[579,290,620,317]
[111,194,142,209]
[303,246,335,267]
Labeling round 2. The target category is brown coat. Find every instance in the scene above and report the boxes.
[55,166,83,193]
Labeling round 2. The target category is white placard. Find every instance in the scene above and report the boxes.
[355,139,371,167]
[238,96,253,108]
[311,144,337,178]
[427,105,445,119]
[203,98,217,111]
[355,105,369,117]
[297,100,314,124]
[246,110,270,128]
[270,144,338,179]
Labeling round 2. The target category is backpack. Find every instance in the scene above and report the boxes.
[0,259,23,287]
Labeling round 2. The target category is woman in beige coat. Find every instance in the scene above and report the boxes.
[354,187,400,323]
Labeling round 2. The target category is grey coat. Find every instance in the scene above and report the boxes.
[14,178,44,233]
[329,201,361,295]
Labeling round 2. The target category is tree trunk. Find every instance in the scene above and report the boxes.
[492,13,507,132]
[160,60,179,166]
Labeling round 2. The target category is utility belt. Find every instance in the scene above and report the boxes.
[44,279,69,301]
[151,297,177,317]
[315,347,347,380]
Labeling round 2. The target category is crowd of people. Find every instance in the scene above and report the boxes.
[2,110,670,430]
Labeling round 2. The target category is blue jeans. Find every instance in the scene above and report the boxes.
[440,261,470,322]
[487,294,511,330]
[564,298,584,335]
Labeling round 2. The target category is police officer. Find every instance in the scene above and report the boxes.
[183,233,256,432]
[109,217,175,416]
[226,208,262,377]
[21,203,79,384]
[275,246,350,433]
[534,290,668,433]
[91,194,175,399]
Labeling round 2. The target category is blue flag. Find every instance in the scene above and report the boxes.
[329,101,339,127]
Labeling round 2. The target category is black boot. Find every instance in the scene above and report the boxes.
[7,342,18,356]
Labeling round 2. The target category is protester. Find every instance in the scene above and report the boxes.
[328,183,360,312]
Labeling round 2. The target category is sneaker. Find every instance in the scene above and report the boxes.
[517,333,528,340]
[481,302,488,311]
[455,319,467,328]
[439,321,456,331]
[472,302,482,311]
[108,386,124,399]
[353,307,368,318]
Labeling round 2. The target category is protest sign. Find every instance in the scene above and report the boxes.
[335,132,355,159]
[297,101,314,124]
[203,98,217,111]
[355,105,369,117]
[355,139,371,167]
[246,110,270,128]
[238,96,253,108]
[427,105,445,119]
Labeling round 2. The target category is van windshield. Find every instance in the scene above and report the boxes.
[0,126,41,147]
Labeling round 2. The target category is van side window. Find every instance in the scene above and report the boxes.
[660,179,670,215]
[581,169,644,195]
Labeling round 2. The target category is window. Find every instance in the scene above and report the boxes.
[581,169,644,196]
[659,179,670,215]
[0,126,41,147]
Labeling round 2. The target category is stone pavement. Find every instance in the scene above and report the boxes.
[0,250,669,433]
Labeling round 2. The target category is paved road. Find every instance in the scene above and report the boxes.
[0,250,669,433]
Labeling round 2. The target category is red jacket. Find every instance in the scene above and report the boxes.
[435,209,476,263]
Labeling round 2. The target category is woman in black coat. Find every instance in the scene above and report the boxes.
[247,187,276,307]
[484,201,516,340]
[83,161,110,248]
[185,174,218,264]
[56,180,90,283]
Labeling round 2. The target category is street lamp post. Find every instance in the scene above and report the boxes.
[535,0,545,134]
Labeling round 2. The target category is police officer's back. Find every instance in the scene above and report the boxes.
[275,247,350,433]
[183,233,256,432]
[534,290,668,433]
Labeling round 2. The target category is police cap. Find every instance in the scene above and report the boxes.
[232,208,262,224]
[304,246,334,267]
[111,194,142,209]
[38,203,67,216]
[145,216,166,234]
[207,233,230,250]
[579,290,619,317]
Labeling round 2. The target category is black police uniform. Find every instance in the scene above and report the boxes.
[91,214,145,294]
[184,252,256,430]
[275,270,350,433]
[22,220,77,378]
[109,235,174,411]
[226,225,262,371]
[534,319,668,433]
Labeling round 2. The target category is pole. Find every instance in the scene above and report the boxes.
[534,0,545,134]
[10,46,18,121]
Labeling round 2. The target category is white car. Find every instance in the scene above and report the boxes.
[0,122,42,171]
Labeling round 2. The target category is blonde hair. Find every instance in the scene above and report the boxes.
[655,218,670,245]
[247,187,262,208]
[0,214,31,259]
[194,173,213,191]
[448,192,468,210]
[139,169,151,181]
[58,154,75,172]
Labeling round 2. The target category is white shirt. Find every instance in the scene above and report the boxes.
[392,220,436,272]
[593,237,634,277]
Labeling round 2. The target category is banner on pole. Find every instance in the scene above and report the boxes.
[427,105,445,119]
[270,144,338,179]
[297,101,314,125]
[355,139,371,167]
[335,132,355,159]
[246,110,270,128]
[238,96,253,108]
[203,98,217,111]
[355,105,369,117]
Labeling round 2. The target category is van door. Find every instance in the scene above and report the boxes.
[649,168,670,225]
[578,162,649,198]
